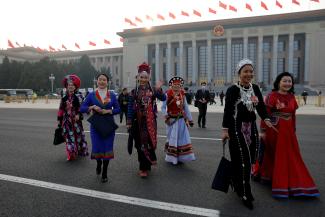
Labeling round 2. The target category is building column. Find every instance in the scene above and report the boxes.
[167,42,172,82]
[304,33,311,83]
[155,43,160,83]
[192,40,197,85]
[243,31,248,59]
[179,41,184,78]
[272,34,278,81]
[226,37,232,83]
[288,32,294,74]
[111,57,116,89]
[207,37,213,84]
[257,34,263,83]
[144,44,148,63]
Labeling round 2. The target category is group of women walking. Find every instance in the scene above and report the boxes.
[57,59,319,209]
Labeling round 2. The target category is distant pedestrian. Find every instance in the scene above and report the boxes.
[219,91,225,106]
[301,90,308,105]
[118,88,129,124]
[195,82,210,128]
[184,87,193,105]
[57,74,88,161]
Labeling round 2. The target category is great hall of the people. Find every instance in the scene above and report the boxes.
[1,9,325,92]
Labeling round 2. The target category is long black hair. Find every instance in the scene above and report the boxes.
[272,72,295,94]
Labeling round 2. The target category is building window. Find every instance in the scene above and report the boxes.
[198,46,207,81]
[152,49,156,58]
[174,62,180,76]
[213,43,226,81]
[162,48,167,57]
[174,47,180,57]
[163,63,167,84]
[186,47,193,84]
[105,56,110,62]
[263,58,271,85]
[294,40,300,51]
[278,41,286,52]
[151,63,156,82]
[263,41,271,53]
[248,41,257,67]
[277,58,285,74]
[293,57,300,82]
[231,42,243,77]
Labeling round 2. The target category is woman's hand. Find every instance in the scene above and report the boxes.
[101,109,112,115]
[75,114,79,121]
[264,119,278,133]
[155,80,164,89]
[221,128,229,142]
[92,105,102,113]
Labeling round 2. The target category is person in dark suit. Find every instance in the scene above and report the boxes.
[195,82,210,128]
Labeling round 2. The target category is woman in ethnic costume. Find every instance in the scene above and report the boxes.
[80,74,120,183]
[221,59,273,210]
[257,72,320,198]
[127,62,166,178]
[57,74,88,161]
[161,76,195,165]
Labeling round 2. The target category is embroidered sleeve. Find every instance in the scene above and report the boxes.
[80,93,93,113]
[222,86,237,129]
[111,93,121,115]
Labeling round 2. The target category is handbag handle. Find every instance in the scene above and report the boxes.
[222,139,228,157]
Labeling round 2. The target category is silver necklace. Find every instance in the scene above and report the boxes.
[236,83,256,112]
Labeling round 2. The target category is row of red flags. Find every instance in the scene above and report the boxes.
[7,38,124,51]
[124,0,320,26]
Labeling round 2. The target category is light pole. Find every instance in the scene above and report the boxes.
[49,73,55,93]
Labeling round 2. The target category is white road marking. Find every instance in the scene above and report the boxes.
[84,131,222,141]
[0,174,220,217]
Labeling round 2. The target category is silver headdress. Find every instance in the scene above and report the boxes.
[235,58,254,74]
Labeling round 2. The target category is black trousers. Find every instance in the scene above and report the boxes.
[198,104,207,127]
[96,159,109,178]
[120,109,127,123]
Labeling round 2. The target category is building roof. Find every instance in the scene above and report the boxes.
[118,9,325,38]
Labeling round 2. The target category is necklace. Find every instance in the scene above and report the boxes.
[236,83,257,112]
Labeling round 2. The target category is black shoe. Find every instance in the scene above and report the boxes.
[202,126,206,128]
[101,177,108,183]
[198,123,201,128]
[242,198,254,210]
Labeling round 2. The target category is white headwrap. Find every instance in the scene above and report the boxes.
[235,58,254,74]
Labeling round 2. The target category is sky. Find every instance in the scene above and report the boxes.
[1,0,324,51]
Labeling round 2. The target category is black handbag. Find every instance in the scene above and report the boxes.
[211,139,232,193]
[53,125,64,145]
[87,113,118,138]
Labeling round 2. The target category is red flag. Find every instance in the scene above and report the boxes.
[209,8,217,14]
[130,22,137,26]
[8,40,15,48]
[261,1,268,10]
[181,10,189,16]
[75,43,80,49]
[146,15,153,21]
[62,44,67,49]
[310,0,319,2]
[49,46,55,51]
[246,3,253,11]
[219,1,227,10]
[292,0,300,5]
[169,12,176,19]
[135,16,143,23]
[104,39,111,45]
[36,47,43,52]
[228,5,237,12]
[16,42,21,47]
[193,9,201,17]
[124,17,132,24]
[57,49,61,52]
[120,38,124,43]
[276,0,283,8]
[157,13,165,20]
[89,41,96,46]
